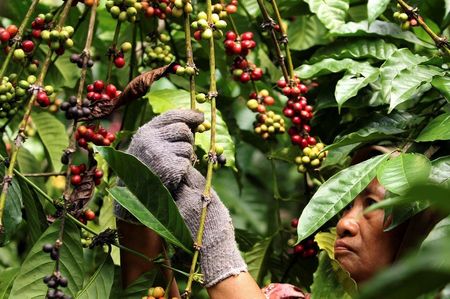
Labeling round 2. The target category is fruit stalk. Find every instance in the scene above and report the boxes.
[255,0,290,83]
[184,0,218,296]
[0,0,40,80]
[184,9,197,109]
[268,0,295,81]
[0,0,75,232]
[106,21,122,83]
[397,0,450,55]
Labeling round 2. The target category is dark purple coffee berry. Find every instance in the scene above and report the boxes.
[70,54,80,63]
[42,243,53,253]
[87,59,94,67]
[68,96,77,106]
[50,248,59,260]
[82,107,91,116]
[43,275,51,283]
[82,99,90,107]
[60,101,70,111]
[47,289,56,299]
[217,154,227,165]
[47,278,57,288]
[58,277,68,287]
[55,290,65,298]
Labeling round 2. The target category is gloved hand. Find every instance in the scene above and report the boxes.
[115,109,247,287]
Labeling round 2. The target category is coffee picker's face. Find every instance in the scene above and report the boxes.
[334,179,405,283]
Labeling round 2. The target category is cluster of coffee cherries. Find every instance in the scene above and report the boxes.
[173,64,196,77]
[40,26,74,55]
[105,0,141,23]
[294,143,327,173]
[287,219,318,259]
[171,0,193,18]
[70,163,103,186]
[224,31,256,57]
[0,25,18,48]
[142,34,174,68]
[141,0,173,19]
[224,0,238,14]
[70,52,94,69]
[30,13,53,39]
[192,10,228,41]
[0,75,22,118]
[146,286,177,299]
[75,125,116,148]
[110,42,132,68]
[87,80,120,102]
[393,5,420,30]
[253,111,285,140]
[42,272,71,299]
[18,75,55,107]
[203,145,226,169]
[60,96,91,119]
[80,229,93,248]
[231,56,263,83]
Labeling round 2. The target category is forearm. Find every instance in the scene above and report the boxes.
[207,272,265,299]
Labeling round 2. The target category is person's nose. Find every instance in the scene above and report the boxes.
[336,207,360,238]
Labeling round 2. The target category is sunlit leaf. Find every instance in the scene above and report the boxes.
[416,113,450,142]
[0,267,19,298]
[296,58,373,79]
[367,0,390,23]
[432,75,450,102]
[377,153,431,195]
[297,154,388,242]
[288,15,332,51]
[304,0,350,30]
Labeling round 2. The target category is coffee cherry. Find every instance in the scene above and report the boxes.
[84,209,96,220]
[21,40,35,53]
[43,243,53,253]
[291,218,299,228]
[71,175,82,186]
[114,56,125,68]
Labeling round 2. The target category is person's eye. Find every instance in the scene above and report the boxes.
[343,202,353,212]
[366,197,377,207]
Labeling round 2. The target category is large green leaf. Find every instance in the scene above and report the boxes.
[335,65,380,109]
[314,228,337,259]
[310,39,397,63]
[327,112,414,150]
[304,0,350,30]
[146,88,236,170]
[288,15,332,51]
[9,220,84,298]
[311,252,354,299]
[95,146,192,253]
[358,220,450,299]
[332,21,432,46]
[416,113,450,142]
[0,168,23,246]
[121,270,157,299]
[296,58,373,79]
[297,154,388,242]
[377,153,432,195]
[367,0,390,23]
[109,186,191,253]
[244,235,274,285]
[32,110,69,171]
[430,156,450,188]
[75,254,114,299]
[379,49,429,105]
[389,65,443,112]
[0,267,19,299]
[432,74,450,102]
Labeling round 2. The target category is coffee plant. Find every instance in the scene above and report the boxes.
[0,0,449,298]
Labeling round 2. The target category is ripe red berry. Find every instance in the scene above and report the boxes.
[77,125,87,136]
[71,174,82,186]
[84,209,96,220]
[232,43,242,55]
[193,30,202,41]
[226,4,237,14]
[6,25,18,37]
[291,134,301,145]
[294,244,304,254]
[32,29,41,39]
[239,72,250,83]
[291,218,299,228]
[263,96,275,106]
[225,31,237,41]
[105,84,117,98]
[114,57,125,68]
[79,163,86,172]
[283,108,294,118]
[241,31,254,40]
[105,132,116,142]
[93,80,104,92]
[21,40,35,53]
[0,31,10,42]
[307,136,317,145]
[35,17,45,27]
[93,134,104,145]
[282,86,291,96]
[251,68,263,80]
[70,165,81,175]
[300,139,309,148]
[277,79,286,88]
[77,138,87,148]
[94,169,103,179]
[87,84,94,92]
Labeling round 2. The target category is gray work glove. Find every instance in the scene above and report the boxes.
[115,109,247,287]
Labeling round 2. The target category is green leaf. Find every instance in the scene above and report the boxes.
[304,0,350,30]
[430,156,450,188]
[367,0,390,23]
[297,154,388,242]
[288,15,332,51]
[0,169,23,246]
[95,146,192,253]
[311,252,355,299]
[335,66,380,109]
[146,89,236,170]
[358,221,450,299]
[9,219,84,298]
[32,110,69,171]
[121,270,157,299]
[389,65,443,112]
[332,21,433,46]
[432,75,450,102]
[296,58,373,79]
[75,255,115,299]
[446,0,450,20]
[314,228,337,259]
[377,153,432,195]
[416,113,450,142]
[0,267,19,298]
[244,235,274,285]
[327,112,414,150]
[109,186,192,253]
[379,48,429,104]
[310,39,397,63]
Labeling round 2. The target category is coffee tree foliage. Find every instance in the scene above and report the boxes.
[0,0,449,298]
